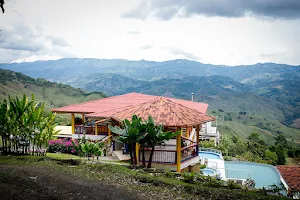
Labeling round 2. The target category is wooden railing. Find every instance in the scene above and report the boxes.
[75,125,108,135]
[181,143,198,162]
[138,148,177,164]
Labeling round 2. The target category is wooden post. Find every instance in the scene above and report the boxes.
[186,127,190,138]
[71,113,75,134]
[82,114,85,124]
[108,128,111,144]
[196,124,200,144]
[196,124,200,152]
[176,128,182,173]
[95,123,98,135]
[135,143,139,164]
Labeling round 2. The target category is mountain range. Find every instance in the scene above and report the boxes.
[0,58,299,145]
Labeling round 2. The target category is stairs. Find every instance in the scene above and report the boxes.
[112,150,130,161]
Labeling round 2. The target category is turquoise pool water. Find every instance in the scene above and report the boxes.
[202,168,219,176]
[198,152,221,160]
[225,161,282,188]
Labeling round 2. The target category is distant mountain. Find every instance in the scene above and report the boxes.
[71,73,145,96]
[0,69,106,110]
[0,66,299,145]
[0,58,299,122]
[1,58,299,82]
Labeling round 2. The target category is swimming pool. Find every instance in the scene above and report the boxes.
[198,152,222,160]
[201,168,219,176]
[224,161,282,189]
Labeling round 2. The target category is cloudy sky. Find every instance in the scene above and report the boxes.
[0,0,300,65]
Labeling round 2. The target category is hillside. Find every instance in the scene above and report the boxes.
[0,69,106,110]
[0,59,299,146]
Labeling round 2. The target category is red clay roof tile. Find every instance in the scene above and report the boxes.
[111,97,214,126]
[276,166,300,191]
[52,92,213,126]
[52,92,208,115]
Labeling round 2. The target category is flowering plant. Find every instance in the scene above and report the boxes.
[48,139,78,154]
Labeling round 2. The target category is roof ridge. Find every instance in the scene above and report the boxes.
[111,96,160,118]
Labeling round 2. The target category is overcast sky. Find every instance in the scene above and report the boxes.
[0,0,300,65]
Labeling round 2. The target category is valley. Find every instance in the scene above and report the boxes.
[0,59,299,146]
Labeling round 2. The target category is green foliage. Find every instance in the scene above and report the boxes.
[109,115,146,165]
[275,135,288,148]
[143,116,180,168]
[265,150,278,165]
[217,133,289,165]
[71,140,104,160]
[227,180,242,189]
[0,94,57,155]
[0,69,106,114]
[248,132,260,143]
[182,172,196,183]
[275,145,286,165]
[199,140,215,148]
[109,115,180,167]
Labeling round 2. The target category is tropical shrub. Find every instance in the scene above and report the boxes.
[0,94,58,155]
[48,139,77,154]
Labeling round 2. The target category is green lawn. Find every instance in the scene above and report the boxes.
[46,153,80,160]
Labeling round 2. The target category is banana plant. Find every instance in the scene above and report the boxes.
[145,116,180,168]
[81,142,95,159]
[109,115,146,165]
[92,144,102,161]
[72,140,82,156]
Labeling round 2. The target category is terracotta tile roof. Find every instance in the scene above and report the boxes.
[52,92,209,115]
[111,97,214,127]
[276,166,300,191]
[52,93,155,114]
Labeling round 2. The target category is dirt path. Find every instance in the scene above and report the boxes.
[0,165,140,200]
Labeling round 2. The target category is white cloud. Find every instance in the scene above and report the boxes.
[0,0,299,66]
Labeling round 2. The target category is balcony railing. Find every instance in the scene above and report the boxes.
[181,143,198,162]
[75,125,108,135]
[139,148,177,164]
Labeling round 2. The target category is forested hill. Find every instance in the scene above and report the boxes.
[0,59,299,146]
[0,69,106,110]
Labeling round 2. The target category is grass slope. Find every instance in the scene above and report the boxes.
[0,156,289,200]
[0,69,106,110]
[215,111,300,146]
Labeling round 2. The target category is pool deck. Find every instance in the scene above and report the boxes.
[210,158,226,179]
[199,150,226,179]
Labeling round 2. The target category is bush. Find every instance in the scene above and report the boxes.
[48,139,78,154]
[226,180,242,189]
[182,172,196,183]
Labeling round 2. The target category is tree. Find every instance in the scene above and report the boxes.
[109,115,145,165]
[265,149,278,165]
[199,140,215,148]
[275,145,286,165]
[144,116,180,168]
[275,135,288,148]
[248,132,260,143]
